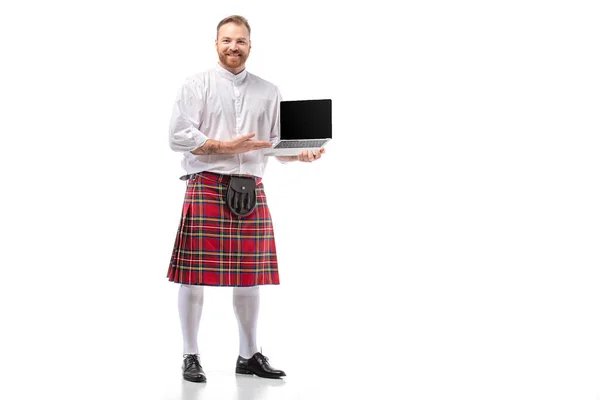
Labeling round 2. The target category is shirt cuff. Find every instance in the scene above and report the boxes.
[193,132,208,149]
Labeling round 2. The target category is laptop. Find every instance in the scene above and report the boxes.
[264,99,332,156]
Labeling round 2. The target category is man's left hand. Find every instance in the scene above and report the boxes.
[298,148,325,162]
[275,148,326,163]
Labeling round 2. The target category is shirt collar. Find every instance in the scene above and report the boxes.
[216,63,248,83]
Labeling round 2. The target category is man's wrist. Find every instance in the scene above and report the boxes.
[276,156,298,162]
[191,139,225,155]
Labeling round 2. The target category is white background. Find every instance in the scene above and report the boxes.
[0,0,599,399]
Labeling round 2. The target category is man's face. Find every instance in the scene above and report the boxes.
[216,23,251,72]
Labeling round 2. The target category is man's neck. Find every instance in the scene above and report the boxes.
[218,61,245,75]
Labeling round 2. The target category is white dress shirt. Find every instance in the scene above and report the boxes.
[169,63,282,178]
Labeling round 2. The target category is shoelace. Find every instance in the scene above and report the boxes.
[255,352,270,364]
[184,354,201,367]
[261,347,271,362]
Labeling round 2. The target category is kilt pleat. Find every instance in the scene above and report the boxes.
[167,172,280,286]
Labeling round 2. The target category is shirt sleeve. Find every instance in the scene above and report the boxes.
[269,87,282,145]
[270,87,292,164]
[168,78,209,152]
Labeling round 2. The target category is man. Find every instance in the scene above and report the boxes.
[167,15,325,383]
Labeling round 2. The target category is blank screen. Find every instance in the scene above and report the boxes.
[279,99,332,140]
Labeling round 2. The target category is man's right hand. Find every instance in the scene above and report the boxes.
[222,133,272,154]
[190,133,272,155]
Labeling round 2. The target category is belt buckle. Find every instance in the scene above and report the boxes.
[180,173,199,181]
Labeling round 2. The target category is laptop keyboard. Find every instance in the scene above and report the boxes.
[274,140,327,149]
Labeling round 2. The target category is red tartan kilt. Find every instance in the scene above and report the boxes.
[167,171,280,286]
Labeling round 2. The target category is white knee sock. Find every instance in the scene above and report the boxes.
[178,284,204,355]
[232,286,260,359]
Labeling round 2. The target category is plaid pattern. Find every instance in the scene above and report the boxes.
[167,171,280,286]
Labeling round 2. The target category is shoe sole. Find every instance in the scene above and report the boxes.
[235,367,254,375]
[235,367,284,379]
[183,376,207,383]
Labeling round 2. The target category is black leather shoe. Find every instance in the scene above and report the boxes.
[182,354,206,382]
[235,352,286,379]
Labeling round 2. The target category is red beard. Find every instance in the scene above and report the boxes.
[219,51,248,69]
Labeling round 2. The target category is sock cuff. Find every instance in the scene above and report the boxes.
[233,286,260,297]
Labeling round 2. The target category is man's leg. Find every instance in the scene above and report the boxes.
[178,284,206,382]
[233,286,285,378]
[232,286,260,358]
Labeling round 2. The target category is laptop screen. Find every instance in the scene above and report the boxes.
[279,99,332,140]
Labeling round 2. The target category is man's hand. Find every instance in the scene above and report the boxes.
[299,148,325,162]
[277,148,326,163]
[223,133,272,154]
[191,133,272,155]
